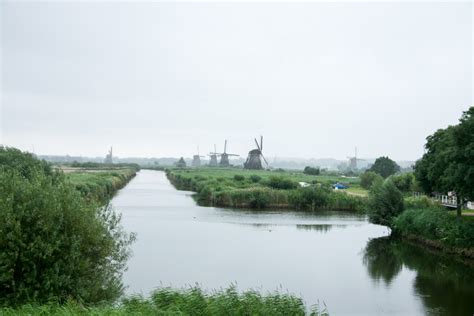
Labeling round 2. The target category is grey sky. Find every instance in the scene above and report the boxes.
[1,1,472,160]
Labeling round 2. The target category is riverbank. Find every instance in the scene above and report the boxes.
[66,168,137,203]
[392,207,474,260]
[166,168,366,212]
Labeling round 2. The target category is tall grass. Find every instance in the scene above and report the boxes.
[67,169,137,203]
[393,208,474,249]
[0,286,329,316]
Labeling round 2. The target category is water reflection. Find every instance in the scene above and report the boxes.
[363,237,474,316]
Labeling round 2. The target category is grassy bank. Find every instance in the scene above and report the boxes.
[166,168,366,212]
[66,168,137,203]
[393,208,474,259]
[0,286,327,316]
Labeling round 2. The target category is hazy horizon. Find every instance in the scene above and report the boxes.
[2,1,472,161]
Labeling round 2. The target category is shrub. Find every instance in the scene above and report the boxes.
[289,187,329,210]
[404,196,442,210]
[249,175,262,183]
[233,174,245,181]
[303,166,320,175]
[389,173,415,193]
[265,176,298,190]
[0,148,135,305]
[367,179,404,227]
[360,171,383,190]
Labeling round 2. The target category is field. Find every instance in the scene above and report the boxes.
[166,167,367,212]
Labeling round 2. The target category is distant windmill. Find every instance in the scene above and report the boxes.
[192,146,205,167]
[217,140,239,167]
[208,144,219,167]
[244,136,269,170]
[104,146,113,164]
[347,147,365,170]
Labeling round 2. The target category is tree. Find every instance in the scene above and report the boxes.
[303,166,320,175]
[369,156,400,178]
[0,147,134,305]
[360,171,383,189]
[389,172,415,193]
[367,179,404,227]
[414,107,474,218]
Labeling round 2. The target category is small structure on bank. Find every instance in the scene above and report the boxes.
[176,157,187,168]
[244,136,268,170]
[104,146,113,164]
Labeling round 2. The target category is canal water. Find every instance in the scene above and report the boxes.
[112,170,474,316]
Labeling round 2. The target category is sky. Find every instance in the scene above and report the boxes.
[1,1,472,161]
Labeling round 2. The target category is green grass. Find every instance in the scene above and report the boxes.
[66,169,137,203]
[166,168,365,212]
[346,186,369,197]
[0,286,328,316]
[393,208,474,250]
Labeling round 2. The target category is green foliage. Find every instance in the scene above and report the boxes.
[249,175,262,183]
[265,176,298,190]
[0,285,328,316]
[369,156,400,178]
[404,196,442,210]
[289,186,330,210]
[393,208,474,248]
[68,161,140,170]
[360,171,383,190]
[367,179,404,227]
[303,166,320,175]
[167,168,365,211]
[233,174,245,181]
[0,148,135,306]
[389,173,415,193]
[414,107,474,217]
[66,169,136,203]
[0,147,57,181]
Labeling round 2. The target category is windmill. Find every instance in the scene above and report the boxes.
[208,144,219,167]
[192,146,205,167]
[218,140,239,167]
[347,147,365,170]
[104,146,113,164]
[244,136,269,170]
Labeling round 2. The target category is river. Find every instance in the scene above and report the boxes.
[112,170,474,316]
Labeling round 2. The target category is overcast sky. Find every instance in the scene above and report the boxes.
[1,1,472,160]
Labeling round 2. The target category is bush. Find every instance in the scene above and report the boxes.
[233,174,245,181]
[303,166,320,175]
[367,179,404,227]
[360,171,383,190]
[289,186,329,210]
[265,176,298,190]
[389,173,415,193]
[249,175,262,183]
[404,196,442,210]
[0,148,135,305]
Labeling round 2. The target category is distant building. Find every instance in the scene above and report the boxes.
[104,147,113,164]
